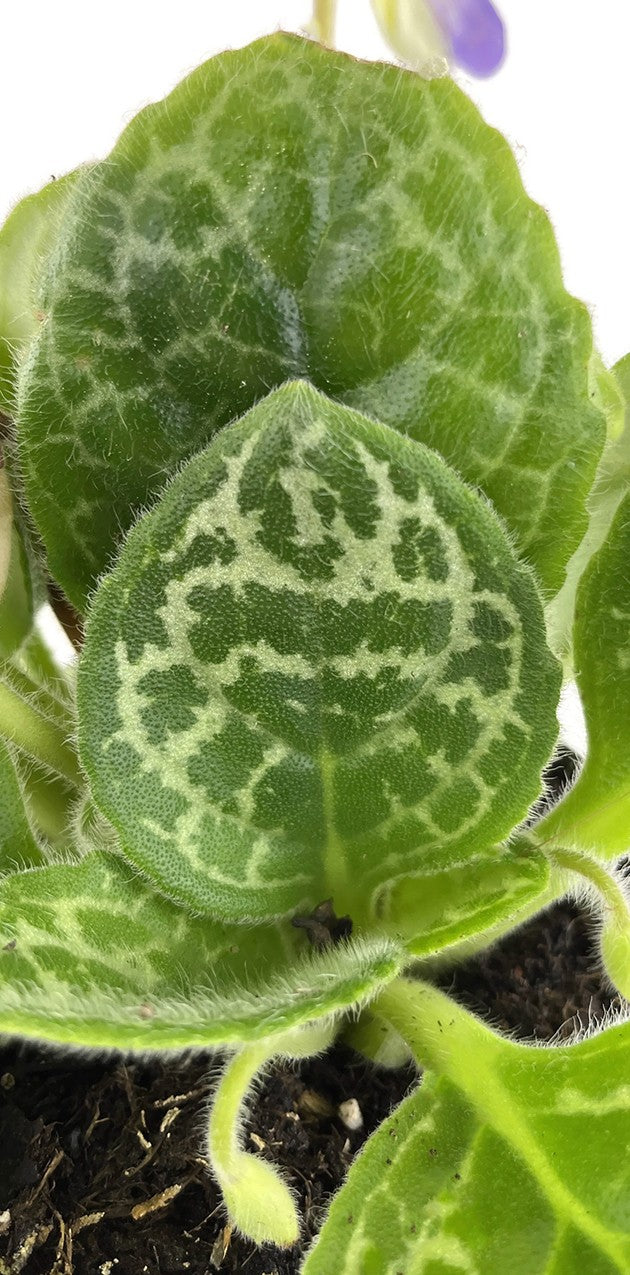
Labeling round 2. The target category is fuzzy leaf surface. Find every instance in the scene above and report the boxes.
[541,490,630,857]
[546,353,630,655]
[78,381,559,925]
[0,851,402,1050]
[0,739,42,871]
[385,839,550,955]
[0,170,81,411]
[16,34,604,609]
[304,984,630,1274]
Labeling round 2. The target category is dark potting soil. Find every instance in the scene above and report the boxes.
[0,752,622,1275]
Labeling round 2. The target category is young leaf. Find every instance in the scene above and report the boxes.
[16,34,603,609]
[304,981,630,1274]
[539,491,630,857]
[0,851,402,1050]
[0,738,43,871]
[383,839,551,956]
[78,381,560,925]
[0,170,82,411]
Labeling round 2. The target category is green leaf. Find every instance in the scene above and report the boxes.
[540,490,630,857]
[546,352,630,655]
[0,170,82,411]
[0,738,43,871]
[0,850,402,1050]
[16,33,603,610]
[0,524,34,659]
[0,471,33,659]
[305,980,630,1275]
[385,839,550,956]
[78,381,560,925]
[0,471,10,600]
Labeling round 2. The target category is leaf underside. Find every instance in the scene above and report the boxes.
[303,1011,630,1274]
[78,382,560,925]
[0,851,402,1050]
[16,34,603,609]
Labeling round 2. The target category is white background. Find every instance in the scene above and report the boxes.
[1,0,628,366]
[1,2,623,740]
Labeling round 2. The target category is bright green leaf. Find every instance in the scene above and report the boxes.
[0,738,43,871]
[78,381,560,925]
[540,491,630,857]
[384,839,550,956]
[305,979,630,1274]
[0,850,402,1050]
[16,34,603,610]
[0,169,82,411]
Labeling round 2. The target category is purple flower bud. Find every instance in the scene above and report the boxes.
[429,0,506,76]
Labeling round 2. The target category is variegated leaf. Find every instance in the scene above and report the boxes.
[0,851,402,1050]
[16,35,604,609]
[303,982,630,1274]
[78,381,560,925]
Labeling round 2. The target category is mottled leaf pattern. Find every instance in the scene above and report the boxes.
[78,382,559,924]
[303,984,630,1274]
[0,851,402,1049]
[16,35,603,608]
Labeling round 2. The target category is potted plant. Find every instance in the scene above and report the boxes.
[1,7,629,1271]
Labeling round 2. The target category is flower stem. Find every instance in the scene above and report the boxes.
[309,0,337,44]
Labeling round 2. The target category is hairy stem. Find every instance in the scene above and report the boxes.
[0,676,81,788]
[207,1020,335,1247]
[547,844,629,925]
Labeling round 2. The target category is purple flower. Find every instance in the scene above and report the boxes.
[370,0,505,78]
[430,0,505,76]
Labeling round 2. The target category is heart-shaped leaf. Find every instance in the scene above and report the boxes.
[78,381,560,925]
[17,34,604,609]
[0,850,402,1050]
[304,981,630,1274]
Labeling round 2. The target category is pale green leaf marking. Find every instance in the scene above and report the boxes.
[16,34,603,609]
[0,851,402,1049]
[306,979,630,1274]
[384,839,550,956]
[0,738,43,871]
[0,169,82,411]
[539,490,630,857]
[78,381,560,924]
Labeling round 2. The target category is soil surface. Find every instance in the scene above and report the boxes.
[0,753,621,1275]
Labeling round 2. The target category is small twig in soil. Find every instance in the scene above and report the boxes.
[130,1182,185,1220]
